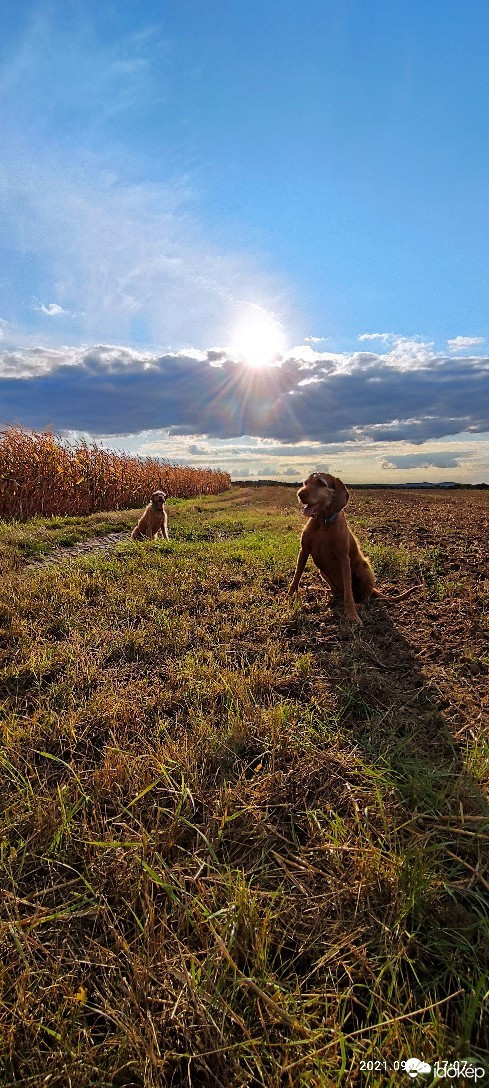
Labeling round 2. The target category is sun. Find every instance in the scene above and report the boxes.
[229,308,286,368]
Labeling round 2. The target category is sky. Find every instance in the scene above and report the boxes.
[1,0,488,483]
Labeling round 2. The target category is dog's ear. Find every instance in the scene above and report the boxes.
[326,475,349,512]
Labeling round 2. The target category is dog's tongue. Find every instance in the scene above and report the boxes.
[302,503,318,518]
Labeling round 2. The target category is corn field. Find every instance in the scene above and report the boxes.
[0,426,231,520]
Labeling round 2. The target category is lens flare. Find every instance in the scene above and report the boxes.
[229,308,286,368]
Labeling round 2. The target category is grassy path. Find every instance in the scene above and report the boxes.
[25,531,130,567]
[0,487,488,1086]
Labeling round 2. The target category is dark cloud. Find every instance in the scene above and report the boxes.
[187,443,208,455]
[206,350,226,362]
[1,345,488,445]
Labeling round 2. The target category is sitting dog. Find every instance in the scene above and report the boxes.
[288,473,418,623]
[131,491,169,541]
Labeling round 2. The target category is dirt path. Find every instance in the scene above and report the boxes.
[26,530,130,567]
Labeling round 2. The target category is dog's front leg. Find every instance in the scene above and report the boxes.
[287,547,309,596]
[338,552,361,623]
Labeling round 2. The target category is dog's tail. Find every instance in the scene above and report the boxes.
[371,584,423,603]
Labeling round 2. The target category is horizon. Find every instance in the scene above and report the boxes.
[227,477,488,486]
[1,1,488,485]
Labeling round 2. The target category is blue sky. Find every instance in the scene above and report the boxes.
[1,0,488,482]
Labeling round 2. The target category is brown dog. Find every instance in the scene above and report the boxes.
[131,491,169,541]
[288,473,418,623]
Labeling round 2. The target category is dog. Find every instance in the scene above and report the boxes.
[131,491,169,541]
[288,473,419,623]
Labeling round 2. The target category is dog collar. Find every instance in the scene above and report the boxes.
[322,512,337,525]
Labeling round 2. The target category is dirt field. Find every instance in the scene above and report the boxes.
[0,486,488,1086]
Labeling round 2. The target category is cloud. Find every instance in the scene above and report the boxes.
[1,341,488,448]
[380,452,464,470]
[35,302,71,317]
[357,334,436,369]
[0,345,82,380]
[358,332,394,343]
[187,443,208,455]
[447,335,484,352]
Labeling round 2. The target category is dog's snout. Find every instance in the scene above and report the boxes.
[297,487,307,502]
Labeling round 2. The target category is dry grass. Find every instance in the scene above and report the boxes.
[0,486,488,1086]
[0,426,230,520]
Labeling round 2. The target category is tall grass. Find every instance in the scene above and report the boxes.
[0,426,230,520]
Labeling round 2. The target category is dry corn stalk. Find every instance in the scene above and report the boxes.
[0,426,231,520]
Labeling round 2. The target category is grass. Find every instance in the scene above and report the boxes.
[0,509,137,564]
[0,485,488,1086]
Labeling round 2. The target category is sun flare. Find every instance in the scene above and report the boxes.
[229,308,286,368]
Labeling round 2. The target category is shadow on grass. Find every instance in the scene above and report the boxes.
[291,584,489,1060]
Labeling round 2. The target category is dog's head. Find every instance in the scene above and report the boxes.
[151,490,167,509]
[297,473,349,519]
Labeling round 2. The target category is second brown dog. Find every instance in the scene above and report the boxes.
[131,491,169,541]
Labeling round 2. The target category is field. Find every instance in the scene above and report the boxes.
[0,427,230,520]
[0,486,488,1087]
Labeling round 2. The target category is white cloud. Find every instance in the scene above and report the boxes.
[35,302,71,317]
[356,334,435,369]
[385,336,435,368]
[0,345,82,379]
[358,332,394,343]
[447,335,484,352]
